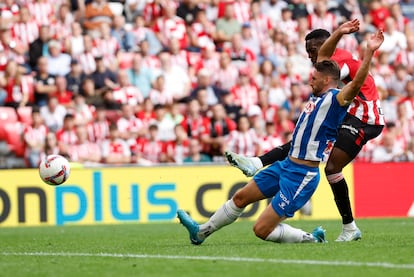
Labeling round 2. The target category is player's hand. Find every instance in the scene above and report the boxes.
[367,29,384,51]
[337,19,360,34]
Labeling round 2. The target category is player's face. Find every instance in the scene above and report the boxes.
[305,39,322,65]
[309,70,325,95]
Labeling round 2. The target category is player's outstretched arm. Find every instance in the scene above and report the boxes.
[317,19,360,62]
[337,30,384,106]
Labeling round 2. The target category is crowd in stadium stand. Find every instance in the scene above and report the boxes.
[0,0,414,168]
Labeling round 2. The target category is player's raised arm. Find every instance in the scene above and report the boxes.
[317,19,360,62]
[336,30,384,106]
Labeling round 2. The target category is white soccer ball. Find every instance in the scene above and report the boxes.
[39,155,71,186]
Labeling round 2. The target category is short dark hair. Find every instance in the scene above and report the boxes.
[314,60,340,81]
[305,29,331,42]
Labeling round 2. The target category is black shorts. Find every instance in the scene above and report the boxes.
[334,114,384,160]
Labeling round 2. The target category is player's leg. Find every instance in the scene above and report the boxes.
[255,160,325,243]
[325,116,383,241]
[177,176,268,245]
[225,141,291,177]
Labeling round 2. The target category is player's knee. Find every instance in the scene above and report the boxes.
[253,222,270,240]
[324,161,339,175]
[232,191,248,208]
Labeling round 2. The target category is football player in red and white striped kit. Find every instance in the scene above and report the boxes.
[225,19,385,242]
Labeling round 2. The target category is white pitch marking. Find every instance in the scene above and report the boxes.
[1,252,414,270]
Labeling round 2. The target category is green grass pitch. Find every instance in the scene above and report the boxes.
[1,218,413,277]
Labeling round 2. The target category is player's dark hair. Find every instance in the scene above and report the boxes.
[305,29,331,42]
[314,60,340,81]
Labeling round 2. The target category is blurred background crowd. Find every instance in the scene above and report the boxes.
[0,0,413,168]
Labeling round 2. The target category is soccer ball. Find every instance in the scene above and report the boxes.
[39,155,71,186]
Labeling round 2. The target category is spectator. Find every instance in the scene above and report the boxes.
[260,0,288,26]
[66,59,87,95]
[165,124,190,164]
[0,60,29,108]
[138,39,161,68]
[212,51,239,91]
[260,121,285,154]
[153,2,188,50]
[125,0,146,22]
[94,22,119,70]
[215,4,241,45]
[80,77,104,107]
[133,123,166,165]
[148,75,174,106]
[23,106,48,168]
[152,103,176,142]
[83,0,114,37]
[40,96,67,132]
[130,14,163,55]
[157,51,191,101]
[87,105,110,143]
[77,34,97,75]
[278,7,298,41]
[249,1,274,43]
[371,132,404,163]
[230,67,259,113]
[188,9,217,50]
[308,0,337,33]
[67,124,102,165]
[379,17,407,63]
[225,114,261,157]
[33,56,56,107]
[52,76,73,108]
[101,122,131,164]
[136,97,156,128]
[183,138,212,163]
[225,33,256,69]
[127,52,155,98]
[65,22,85,58]
[90,56,118,95]
[53,3,74,41]
[388,64,411,99]
[116,103,145,144]
[240,23,260,56]
[70,94,95,126]
[111,15,135,52]
[0,25,26,69]
[112,70,144,106]
[12,6,39,52]
[191,68,227,106]
[396,34,414,75]
[255,59,276,91]
[47,40,71,76]
[29,25,52,70]
[40,132,60,162]
[205,103,237,158]
[401,140,414,162]
[176,0,203,25]
[168,38,190,71]
[28,0,55,26]
[55,113,78,156]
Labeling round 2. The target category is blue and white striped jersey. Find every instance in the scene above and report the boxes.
[289,88,348,162]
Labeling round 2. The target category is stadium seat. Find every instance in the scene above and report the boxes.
[4,122,25,157]
[0,107,18,140]
[17,106,33,126]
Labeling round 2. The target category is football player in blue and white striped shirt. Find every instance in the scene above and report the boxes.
[177,29,384,245]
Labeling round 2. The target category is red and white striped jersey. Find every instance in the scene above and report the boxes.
[148,89,174,106]
[153,16,188,49]
[396,49,414,69]
[28,1,54,26]
[180,115,210,140]
[212,65,239,91]
[101,138,131,158]
[260,134,284,154]
[142,2,163,26]
[308,12,337,33]
[249,15,273,42]
[190,21,216,48]
[232,1,250,23]
[56,128,78,146]
[170,50,190,71]
[94,37,119,60]
[23,124,48,148]
[332,48,385,126]
[165,139,190,164]
[230,83,259,110]
[134,137,166,163]
[12,21,39,48]
[226,129,260,156]
[276,19,297,41]
[0,3,19,19]
[68,142,102,163]
[87,120,110,143]
[112,85,144,106]
[142,55,160,69]
[116,116,144,136]
[77,52,97,75]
